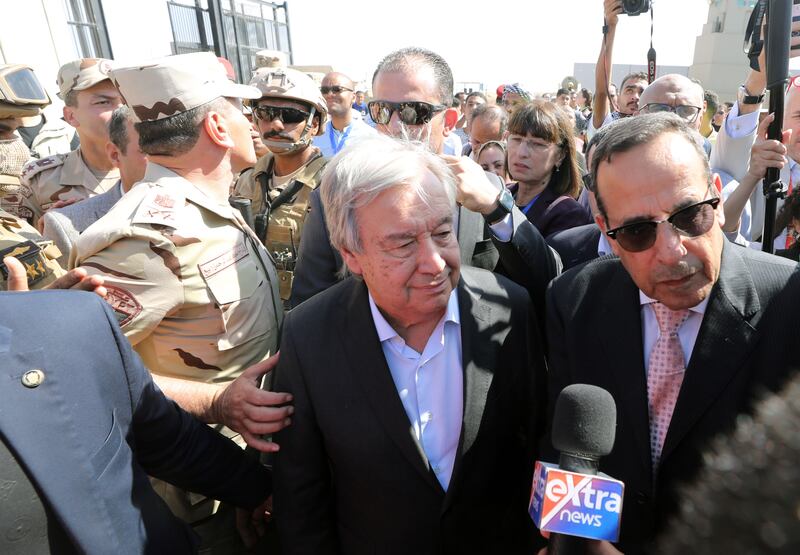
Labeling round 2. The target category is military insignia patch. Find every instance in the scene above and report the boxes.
[103,285,142,326]
[20,154,66,182]
[132,188,185,228]
[0,240,49,287]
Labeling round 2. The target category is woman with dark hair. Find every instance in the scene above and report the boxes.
[506,100,591,237]
[577,88,593,119]
[476,140,510,184]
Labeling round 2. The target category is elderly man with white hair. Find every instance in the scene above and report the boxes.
[272,133,547,555]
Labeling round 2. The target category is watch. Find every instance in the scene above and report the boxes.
[738,84,765,105]
[484,187,514,224]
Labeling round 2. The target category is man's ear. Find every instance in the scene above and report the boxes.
[442,107,458,134]
[595,212,621,256]
[203,110,235,149]
[63,105,78,128]
[339,247,363,276]
[106,141,121,168]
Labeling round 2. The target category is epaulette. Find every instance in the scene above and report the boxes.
[131,186,185,228]
[20,153,67,182]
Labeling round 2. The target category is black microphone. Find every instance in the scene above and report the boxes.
[762,0,792,252]
[547,384,617,555]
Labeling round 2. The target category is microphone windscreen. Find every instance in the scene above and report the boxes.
[552,384,617,458]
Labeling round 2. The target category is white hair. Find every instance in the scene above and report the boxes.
[320,133,457,261]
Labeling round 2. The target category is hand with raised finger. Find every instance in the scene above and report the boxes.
[441,154,501,215]
[746,113,791,182]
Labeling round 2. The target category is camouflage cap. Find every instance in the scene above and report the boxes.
[110,52,261,123]
[56,58,113,100]
[248,67,328,134]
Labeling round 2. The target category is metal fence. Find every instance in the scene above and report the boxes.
[166,0,292,82]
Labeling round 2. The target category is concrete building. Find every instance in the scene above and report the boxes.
[690,0,759,103]
[0,0,293,117]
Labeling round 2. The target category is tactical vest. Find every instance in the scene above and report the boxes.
[0,209,64,290]
[255,154,327,302]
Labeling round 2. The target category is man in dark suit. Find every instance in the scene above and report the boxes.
[546,222,604,270]
[290,47,561,322]
[273,133,547,555]
[545,114,797,554]
[0,289,270,553]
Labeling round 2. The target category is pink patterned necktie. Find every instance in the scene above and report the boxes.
[647,303,690,473]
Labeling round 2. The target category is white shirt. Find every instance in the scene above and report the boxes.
[312,118,376,158]
[443,133,463,156]
[597,231,612,257]
[368,290,463,490]
[639,291,709,373]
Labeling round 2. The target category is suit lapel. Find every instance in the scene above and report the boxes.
[662,242,760,460]
[443,275,499,509]
[457,206,481,265]
[0,332,118,551]
[598,266,653,476]
[337,280,442,492]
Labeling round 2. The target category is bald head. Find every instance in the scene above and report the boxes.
[639,74,705,129]
[321,72,356,118]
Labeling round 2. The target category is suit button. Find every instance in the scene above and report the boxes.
[21,369,45,388]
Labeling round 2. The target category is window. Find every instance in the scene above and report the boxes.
[167,0,216,55]
[64,0,113,59]
[221,0,292,82]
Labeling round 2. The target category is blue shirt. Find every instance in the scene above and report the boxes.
[368,290,463,490]
[312,118,376,158]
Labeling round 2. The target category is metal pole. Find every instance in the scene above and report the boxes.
[280,2,294,65]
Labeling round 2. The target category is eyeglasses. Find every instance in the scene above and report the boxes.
[253,105,310,124]
[605,196,720,252]
[320,85,353,95]
[367,100,447,125]
[638,103,703,123]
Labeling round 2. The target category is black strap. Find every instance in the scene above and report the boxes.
[745,0,768,71]
[647,3,656,84]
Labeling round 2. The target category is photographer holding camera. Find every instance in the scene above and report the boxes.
[588,0,650,140]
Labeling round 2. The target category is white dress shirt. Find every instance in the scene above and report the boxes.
[639,291,709,373]
[312,118,376,158]
[368,291,463,490]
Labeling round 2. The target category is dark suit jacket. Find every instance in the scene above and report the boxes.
[0,291,269,554]
[273,267,548,555]
[546,223,603,271]
[290,173,562,328]
[544,240,798,553]
[511,185,592,238]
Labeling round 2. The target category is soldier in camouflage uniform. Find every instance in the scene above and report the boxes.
[73,52,288,550]
[15,58,122,228]
[232,66,328,303]
[0,64,65,289]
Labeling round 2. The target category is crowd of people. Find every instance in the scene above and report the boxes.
[1,1,799,554]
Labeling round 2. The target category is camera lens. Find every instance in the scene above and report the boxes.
[622,0,647,15]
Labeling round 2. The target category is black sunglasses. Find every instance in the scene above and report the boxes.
[320,85,353,94]
[605,197,720,253]
[253,105,310,124]
[638,103,703,123]
[367,100,447,125]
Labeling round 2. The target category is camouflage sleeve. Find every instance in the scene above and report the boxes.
[77,232,185,346]
[232,168,256,200]
[14,176,42,228]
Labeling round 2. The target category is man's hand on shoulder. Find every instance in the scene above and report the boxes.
[212,352,294,452]
[3,256,107,296]
[441,154,501,215]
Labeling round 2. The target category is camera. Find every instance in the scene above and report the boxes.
[622,0,649,16]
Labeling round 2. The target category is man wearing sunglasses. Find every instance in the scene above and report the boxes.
[232,66,329,305]
[544,114,797,554]
[292,47,561,328]
[312,71,375,158]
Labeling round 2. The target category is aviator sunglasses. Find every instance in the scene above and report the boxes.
[367,100,447,126]
[605,195,720,253]
[320,85,353,94]
[253,105,310,124]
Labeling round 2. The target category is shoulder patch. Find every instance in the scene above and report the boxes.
[20,154,67,182]
[103,284,142,327]
[132,187,185,228]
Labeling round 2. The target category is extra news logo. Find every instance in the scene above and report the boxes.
[529,462,624,542]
